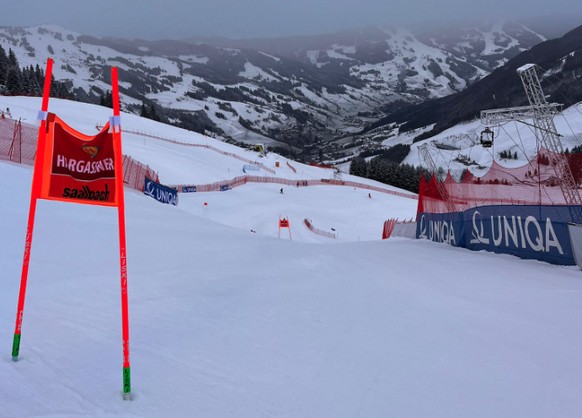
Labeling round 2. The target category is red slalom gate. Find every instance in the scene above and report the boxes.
[278,216,292,240]
[11,59,133,400]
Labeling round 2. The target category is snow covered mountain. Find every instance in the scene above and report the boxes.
[0,22,545,159]
[351,23,582,173]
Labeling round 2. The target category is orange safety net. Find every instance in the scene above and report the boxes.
[419,148,582,214]
[0,116,158,192]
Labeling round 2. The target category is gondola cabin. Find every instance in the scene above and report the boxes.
[480,127,494,148]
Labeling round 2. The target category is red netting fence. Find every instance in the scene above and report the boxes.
[121,155,159,192]
[0,117,159,192]
[0,118,38,165]
[382,219,398,239]
[111,126,277,174]
[2,116,418,199]
[171,175,418,199]
[419,148,582,214]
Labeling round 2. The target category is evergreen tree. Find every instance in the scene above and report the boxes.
[5,67,22,94]
[349,156,368,177]
[34,64,43,84]
[100,90,113,108]
[21,67,32,93]
[4,48,22,94]
[140,102,148,118]
[367,157,383,182]
[0,49,74,98]
[140,101,161,121]
[28,65,42,95]
[350,151,426,193]
[7,48,19,69]
[148,104,160,121]
[0,44,8,87]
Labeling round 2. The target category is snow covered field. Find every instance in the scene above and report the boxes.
[1,97,582,417]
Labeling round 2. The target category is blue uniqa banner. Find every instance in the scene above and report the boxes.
[182,185,197,193]
[144,177,179,206]
[416,205,576,265]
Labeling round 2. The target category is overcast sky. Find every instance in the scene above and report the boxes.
[2,1,582,40]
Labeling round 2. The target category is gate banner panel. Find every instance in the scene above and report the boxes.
[39,114,117,206]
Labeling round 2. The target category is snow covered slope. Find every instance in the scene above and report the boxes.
[0,96,417,242]
[1,97,582,418]
[395,102,582,179]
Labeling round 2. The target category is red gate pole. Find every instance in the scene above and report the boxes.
[12,58,54,361]
[111,67,132,400]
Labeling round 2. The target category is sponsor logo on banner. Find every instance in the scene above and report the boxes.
[182,185,197,193]
[243,164,260,173]
[418,214,459,245]
[469,210,564,255]
[417,205,574,265]
[63,184,111,201]
[144,177,178,206]
[81,143,101,158]
[46,116,116,204]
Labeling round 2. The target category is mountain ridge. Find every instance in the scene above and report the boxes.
[365,23,582,144]
[0,21,555,160]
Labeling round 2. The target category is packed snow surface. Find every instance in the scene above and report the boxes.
[1,97,582,418]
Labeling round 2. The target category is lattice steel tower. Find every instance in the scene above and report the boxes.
[481,64,582,217]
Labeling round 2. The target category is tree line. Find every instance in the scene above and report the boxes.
[0,44,74,99]
[349,145,427,194]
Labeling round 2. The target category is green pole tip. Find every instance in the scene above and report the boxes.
[122,366,131,400]
[12,334,21,359]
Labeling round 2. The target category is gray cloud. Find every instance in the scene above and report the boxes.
[2,0,582,39]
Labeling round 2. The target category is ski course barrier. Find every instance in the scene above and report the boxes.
[243,164,260,173]
[382,219,398,239]
[93,125,417,199]
[117,127,275,174]
[390,220,417,239]
[3,117,414,199]
[303,218,337,239]
[0,118,37,165]
[171,176,417,200]
[1,117,159,192]
[122,155,159,192]
[416,205,577,265]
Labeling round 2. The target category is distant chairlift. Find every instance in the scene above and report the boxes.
[480,127,494,148]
